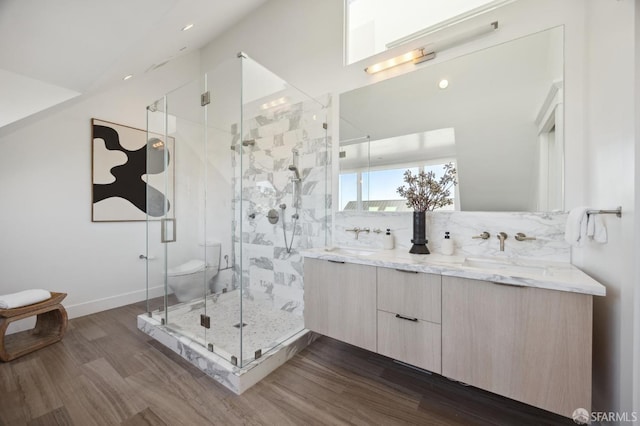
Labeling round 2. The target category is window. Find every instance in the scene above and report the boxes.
[345,0,512,64]
[340,162,456,212]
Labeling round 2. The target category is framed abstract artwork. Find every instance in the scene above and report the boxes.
[91,118,175,222]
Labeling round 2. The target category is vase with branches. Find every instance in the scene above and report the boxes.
[396,163,457,254]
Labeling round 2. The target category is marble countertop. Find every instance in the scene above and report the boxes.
[302,247,606,297]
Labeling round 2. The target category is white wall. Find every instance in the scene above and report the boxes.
[0,52,200,318]
[199,0,636,416]
[571,0,637,417]
[635,2,640,417]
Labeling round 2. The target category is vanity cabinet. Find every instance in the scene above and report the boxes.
[441,276,592,417]
[377,268,441,373]
[303,254,598,419]
[303,258,377,352]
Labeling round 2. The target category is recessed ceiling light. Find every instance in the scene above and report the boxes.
[438,79,449,89]
[181,23,194,31]
[123,74,133,81]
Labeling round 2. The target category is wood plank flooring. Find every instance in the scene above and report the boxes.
[0,300,575,425]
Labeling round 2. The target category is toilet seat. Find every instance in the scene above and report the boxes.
[167,259,206,277]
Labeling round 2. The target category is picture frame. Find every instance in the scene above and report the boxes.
[91,118,175,222]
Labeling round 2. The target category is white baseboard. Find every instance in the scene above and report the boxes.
[65,285,166,319]
[5,286,165,335]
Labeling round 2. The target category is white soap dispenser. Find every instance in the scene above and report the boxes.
[442,231,454,255]
[383,228,395,250]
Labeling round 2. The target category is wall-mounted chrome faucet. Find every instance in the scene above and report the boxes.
[346,227,370,240]
[472,231,491,240]
[496,232,508,251]
[515,232,536,241]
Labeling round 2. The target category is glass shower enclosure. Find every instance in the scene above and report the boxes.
[144,54,330,370]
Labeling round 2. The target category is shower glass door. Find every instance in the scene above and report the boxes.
[237,55,331,367]
[202,57,243,364]
[145,53,331,370]
[146,76,212,351]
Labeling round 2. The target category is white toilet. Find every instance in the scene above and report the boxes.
[167,240,221,302]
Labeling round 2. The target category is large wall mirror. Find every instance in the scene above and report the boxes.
[338,26,564,212]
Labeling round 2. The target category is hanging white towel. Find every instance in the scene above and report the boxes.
[587,213,608,243]
[565,206,590,247]
[0,289,51,309]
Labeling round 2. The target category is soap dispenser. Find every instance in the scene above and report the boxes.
[442,231,454,255]
[383,228,395,250]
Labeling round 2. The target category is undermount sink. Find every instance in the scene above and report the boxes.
[325,247,377,256]
[462,257,549,276]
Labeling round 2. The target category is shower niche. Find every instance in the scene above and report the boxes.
[138,53,331,393]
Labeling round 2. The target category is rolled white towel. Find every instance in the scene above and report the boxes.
[565,206,589,246]
[0,289,52,309]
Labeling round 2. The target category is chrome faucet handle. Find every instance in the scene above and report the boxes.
[496,232,508,251]
[472,231,491,240]
[361,228,370,234]
[515,232,536,241]
[372,228,383,234]
[346,227,361,240]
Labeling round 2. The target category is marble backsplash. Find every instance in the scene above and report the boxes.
[334,211,570,263]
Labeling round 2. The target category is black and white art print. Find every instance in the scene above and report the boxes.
[92,118,175,222]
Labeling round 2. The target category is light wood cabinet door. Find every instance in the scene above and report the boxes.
[377,310,441,373]
[304,258,377,352]
[377,268,441,323]
[441,276,592,418]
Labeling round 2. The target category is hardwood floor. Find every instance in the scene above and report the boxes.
[0,300,574,425]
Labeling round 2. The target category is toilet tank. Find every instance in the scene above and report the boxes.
[201,240,221,271]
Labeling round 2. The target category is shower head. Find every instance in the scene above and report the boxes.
[288,165,301,181]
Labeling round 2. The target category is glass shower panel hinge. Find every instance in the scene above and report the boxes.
[201,91,211,106]
[207,343,214,352]
[200,314,211,329]
[323,122,328,130]
[255,349,262,360]
[231,356,238,366]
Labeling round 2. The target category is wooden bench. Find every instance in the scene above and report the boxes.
[0,292,68,362]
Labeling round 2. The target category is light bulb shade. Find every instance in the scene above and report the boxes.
[364,49,430,74]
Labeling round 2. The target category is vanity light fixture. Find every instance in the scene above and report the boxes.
[123,74,133,81]
[261,97,287,110]
[439,79,449,89]
[364,21,499,75]
[181,23,195,31]
[364,48,435,74]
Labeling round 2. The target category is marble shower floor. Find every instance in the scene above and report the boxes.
[151,290,304,364]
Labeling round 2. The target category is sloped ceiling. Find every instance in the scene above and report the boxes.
[0,0,267,128]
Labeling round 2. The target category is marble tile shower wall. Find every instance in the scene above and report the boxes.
[334,211,570,262]
[231,96,331,316]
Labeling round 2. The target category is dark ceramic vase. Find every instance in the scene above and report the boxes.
[409,211,430,254]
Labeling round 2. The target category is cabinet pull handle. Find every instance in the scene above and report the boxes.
[395,314,419,322]
[490,281,526,288]
[395,269,418,273]
[328,260,345,264]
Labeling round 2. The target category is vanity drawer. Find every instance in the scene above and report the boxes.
[377,267,441,323]
[377,310,441,373]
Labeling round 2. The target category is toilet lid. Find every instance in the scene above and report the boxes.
[167,259,206,276]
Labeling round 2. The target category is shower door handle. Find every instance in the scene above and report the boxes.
[161,218,176,243]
